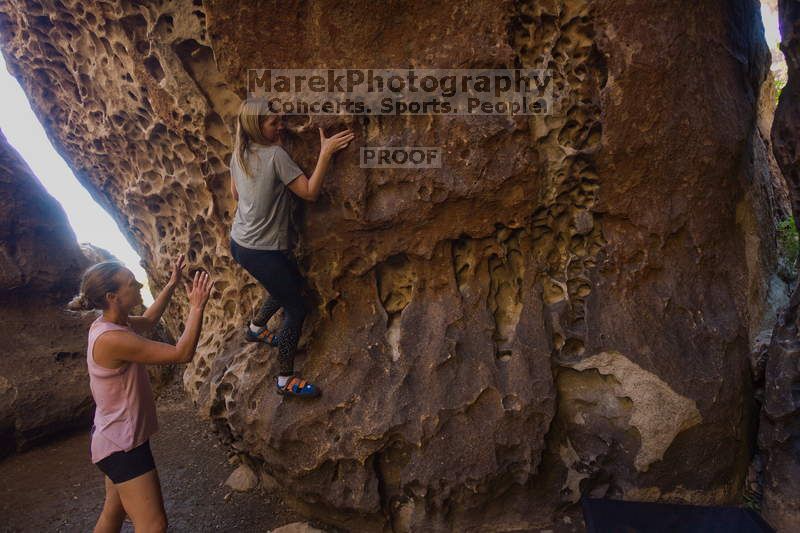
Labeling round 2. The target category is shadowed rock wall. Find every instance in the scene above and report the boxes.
[0,0,786,530]
[0,130,85,294]
[761,0,800,530]
[0,128,93,456]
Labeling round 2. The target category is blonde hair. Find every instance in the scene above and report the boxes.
[68,261,126,311]
[232,98,276,178]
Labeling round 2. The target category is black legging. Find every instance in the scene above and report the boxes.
[230,238,307,376]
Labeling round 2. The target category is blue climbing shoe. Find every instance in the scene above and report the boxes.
[245,324,278,346]
[276,376,321,398]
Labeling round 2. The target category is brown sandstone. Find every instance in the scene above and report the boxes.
[760,0,800,530]
[0,127,93,456]
[0,127,175,458]
[0,0,789,530]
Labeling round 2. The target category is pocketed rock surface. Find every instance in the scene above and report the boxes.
[0,1,790,530]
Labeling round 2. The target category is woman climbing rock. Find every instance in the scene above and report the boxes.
[229,98,354,398]
[69,256,212,533]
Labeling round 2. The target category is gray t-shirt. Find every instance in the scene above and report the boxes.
[230,144,304,250]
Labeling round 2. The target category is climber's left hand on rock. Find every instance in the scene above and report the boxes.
[167,253,186,289]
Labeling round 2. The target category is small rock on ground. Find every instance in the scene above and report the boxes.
[225,463,259,492]
[271,522,327,533]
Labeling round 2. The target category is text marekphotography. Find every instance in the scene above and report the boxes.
[248,69,554,116]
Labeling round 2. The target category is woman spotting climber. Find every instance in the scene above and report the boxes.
[229,98,354,398]
[70,256,212,533]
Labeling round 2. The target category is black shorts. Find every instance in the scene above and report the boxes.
[95,440,156,484]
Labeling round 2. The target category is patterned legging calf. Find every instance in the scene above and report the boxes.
[230,239,307,376]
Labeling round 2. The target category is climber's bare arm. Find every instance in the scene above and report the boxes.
[128,255,185,334]
[94,271,212,368]
[287,128,354,202]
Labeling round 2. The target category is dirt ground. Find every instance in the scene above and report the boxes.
[0,377,586,533]
[0,380,313,533]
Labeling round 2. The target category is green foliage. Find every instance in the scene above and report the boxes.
[743,489,761,512]
[777,216,799,265]
[775,77,787,105]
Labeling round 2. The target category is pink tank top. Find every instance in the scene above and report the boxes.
[87,316,158,463]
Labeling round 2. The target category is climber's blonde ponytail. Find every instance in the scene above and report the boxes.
[232,98,274,178]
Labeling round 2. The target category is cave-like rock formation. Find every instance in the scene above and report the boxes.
[0,128,94,456]
[0,129,86,294]
[760,0,800,530]
[0,0,789,530]
[0,127,174,457]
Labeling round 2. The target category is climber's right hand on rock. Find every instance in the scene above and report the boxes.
[187,270,212,310]
[319,127,355,158]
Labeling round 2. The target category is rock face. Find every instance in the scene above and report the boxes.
[0,128,94,456]
[761,1,800,530]
[0,0,787,530]
[0,132,86,295]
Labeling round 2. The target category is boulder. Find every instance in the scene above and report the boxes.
[270,523,325,533]
[224,463,258,492]
[0,0,787,529]
[0,126,174,456]
[0,128,93,456]
[760,0,800,530]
